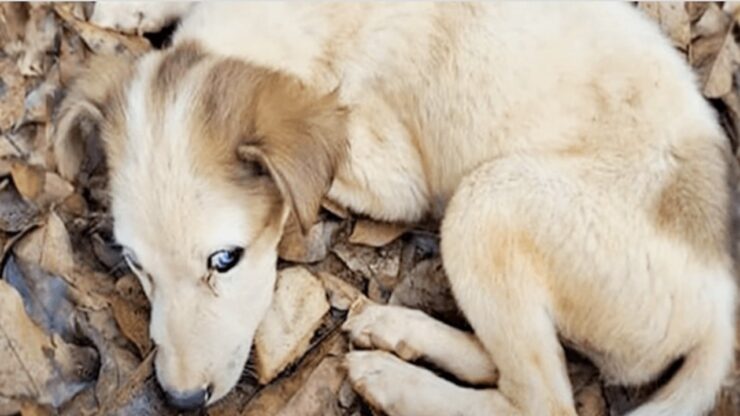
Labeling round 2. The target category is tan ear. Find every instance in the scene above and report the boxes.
[237,80,347,234]
[52,55,132,182]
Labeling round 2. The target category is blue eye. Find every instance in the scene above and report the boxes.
[207,248,244,273]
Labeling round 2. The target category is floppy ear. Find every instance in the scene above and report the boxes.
[237,80,347,234]
[52,55,132,181]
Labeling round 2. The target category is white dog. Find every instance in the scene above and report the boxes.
[54,3,737,415]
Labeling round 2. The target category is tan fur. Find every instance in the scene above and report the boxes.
[652,139,732,262]
[56,2,737,414]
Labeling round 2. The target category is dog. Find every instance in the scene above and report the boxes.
[53,2,737,415]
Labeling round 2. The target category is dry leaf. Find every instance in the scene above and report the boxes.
[279,216,339,263]
[254,267,331,384]
[389,257,462,325]
[321,198,349,219]
[276,355,346,416]
[0,3,29,54]
[10,160,45,201]
[0,58,25,132]
[0,280,97,410]
[110,274,151,357]
[332,241,402,289]
[638,3,691,49]
[0,180,40,233]
[2,255,78,340]
[97,352,175,416]
[242,334,345,416]
[54,6,150,58]
[37,172,74,207]
[318,272,363,311]
[690,4,740,98]
[14,211,75,277]
[18,5,59,76]
[348,220,408,248]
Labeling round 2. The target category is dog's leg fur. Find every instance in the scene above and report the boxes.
[343,299,498,386]
[346,350,512,416]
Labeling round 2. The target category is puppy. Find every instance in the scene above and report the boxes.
[54,3,737,415]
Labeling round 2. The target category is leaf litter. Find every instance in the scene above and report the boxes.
[0,2,737,416]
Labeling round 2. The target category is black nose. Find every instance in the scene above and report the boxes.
[164,387,208,411]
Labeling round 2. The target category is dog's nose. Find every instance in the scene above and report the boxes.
[164,387,209,411]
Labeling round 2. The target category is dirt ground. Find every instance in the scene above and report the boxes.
[0,2,738,416]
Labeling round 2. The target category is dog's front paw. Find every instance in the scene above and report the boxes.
[342,299,425,361]
[345,350,417,415]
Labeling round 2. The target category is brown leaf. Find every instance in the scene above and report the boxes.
[276,355,346,416]
[14,211,75,278]
[0,179,40,233]
[54,6,150,58]
[18,5,59,77]
[348,219,408,248]
[242,334,345,416]
[0,3,29,54]
[97,352,175,416]
[279,216,339,263]
[0,57,26,132]
[110,274,151,357]
[389,257,462,326]
[690,4,740,98]
[254,267,331,384]
[10,160,46,201]
[0,280,98,409]
[318,272,364,311]
[638,3,691,49]
[37,172,74,207]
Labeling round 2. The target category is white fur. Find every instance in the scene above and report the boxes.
[90,2,737,414]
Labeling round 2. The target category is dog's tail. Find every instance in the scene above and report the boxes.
[627,288,736,416]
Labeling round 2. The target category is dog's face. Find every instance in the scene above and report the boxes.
[54,43,346,406]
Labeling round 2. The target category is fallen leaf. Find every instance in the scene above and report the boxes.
[242,334,345,416]
[2,255,78,340]
[0,3,29,55]
[18,5,59,77]
[54,6,150,58]
[0,58,26,132]
[0,180,40,233]
[321,198,349,219]
[690,4,740,98]
[389,257,463,326]
[638,3,691,50]
[318,272,363,311]
[254,267,331,384]
[332,240,402,291]
[14,211,75,278]
[348,219,408,248]
[110,274,151,357]
[276,354,346,416]
[0,279,98,410]
[279,216,339,263]
[37,172,74,207]
[97,352,175,416]
[10,160,45,201]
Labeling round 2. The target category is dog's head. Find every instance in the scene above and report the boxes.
[53,42,346,408]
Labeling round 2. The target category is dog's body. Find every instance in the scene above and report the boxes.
[56,2,737,415]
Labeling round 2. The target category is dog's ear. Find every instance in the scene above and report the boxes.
[237,79,347,234]
[52,55,132,181]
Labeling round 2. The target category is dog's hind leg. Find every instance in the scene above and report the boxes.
[343,299,498,385]
[440,157,589,416]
